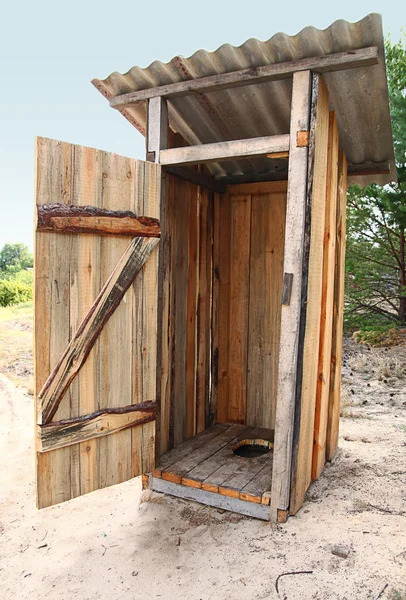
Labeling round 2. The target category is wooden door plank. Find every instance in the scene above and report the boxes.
[289,74,330,515]
[312,112,339,479]
[35,138,76,508]
[37,235,159,425]
[210,193,220,425]
[326,151,348,460]
[228,194,251,423]
[270,71,312,521]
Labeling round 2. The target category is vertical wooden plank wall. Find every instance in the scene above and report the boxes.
[214,181,287,429]
[312,113,339,479]
[157,175,212,454]
[326,151,348,460]
[289,76,349,516]
[35,138,159,508]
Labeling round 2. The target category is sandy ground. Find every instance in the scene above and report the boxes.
[0,334,405,599]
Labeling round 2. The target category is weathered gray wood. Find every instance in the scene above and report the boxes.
[162,424,248,480]
[37,236,160,425]
[38,402,156,452]
[159,135,290,166]
[36,204,161,237]
[147,97,168,163]
[281,273,294,305]
[151,477,271,520]
[109,47,379,108]
[157,423,229,471]
[270,70,312,522]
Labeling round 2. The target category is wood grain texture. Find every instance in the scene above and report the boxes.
[326,151,348,460]
[159,135,290,166]
[270,71,312,522]
[228,194,251,423]
[36,203,160,237]
[34,138,160,508]
[312,112,339,479]
[289,75,330,515]
[247,192,286,429]
[108,47,378,107]
[38,403,156,452]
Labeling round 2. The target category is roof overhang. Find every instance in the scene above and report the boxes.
[92,13,396,187]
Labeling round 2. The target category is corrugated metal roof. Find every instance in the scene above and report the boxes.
[92,13,395,186]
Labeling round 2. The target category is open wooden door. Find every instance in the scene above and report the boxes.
[34,137,161,508]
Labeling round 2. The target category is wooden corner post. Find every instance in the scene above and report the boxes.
[146,96,169,461]
[147,96,168,163]
[270,70,312,522]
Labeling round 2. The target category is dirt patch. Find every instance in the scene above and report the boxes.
[0,328,405,599]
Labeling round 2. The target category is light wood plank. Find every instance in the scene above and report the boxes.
[270,70,312,521]
[312,112,339,479]
[108,47,378,107]
[289,74,330,515]
[247,191,286,429]
[326,151,348,460]
[37,236,159,425]
[159,135,289,166]
[228,194,251,423]
[216,194,231,423]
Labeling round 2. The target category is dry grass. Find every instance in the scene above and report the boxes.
[0,302,33,391]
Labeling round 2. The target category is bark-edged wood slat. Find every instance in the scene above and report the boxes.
[36,204,160,237]
[108,47,378,107]
[37,236,160,425]
[38,402,157,452]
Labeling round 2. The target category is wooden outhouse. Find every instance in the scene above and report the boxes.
[34,13,395,521]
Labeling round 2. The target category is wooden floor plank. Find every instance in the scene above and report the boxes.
[162,424,247,478]
[241,462,273,497]
[157,423,228,472]
[188,426,253,482]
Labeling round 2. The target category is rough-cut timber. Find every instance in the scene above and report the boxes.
[35,138,160,509]
[38,402,157,452]
[37,235,159,425]
[270,70,312,522]
[36,204,160,237]
[108,47,379,107]
[159,135,290,166]
[326,150,348,460]
[289,74,330,516]
[312,112,339,479]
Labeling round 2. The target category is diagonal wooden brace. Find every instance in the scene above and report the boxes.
[37,235,160,425]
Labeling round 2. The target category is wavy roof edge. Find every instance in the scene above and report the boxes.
[92,13,396,187]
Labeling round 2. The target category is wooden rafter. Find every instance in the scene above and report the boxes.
[109,47,378,108]
[37,236,160,425]
[38,402,157,452]
[36,204,161,237]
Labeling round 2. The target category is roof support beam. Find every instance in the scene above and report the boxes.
[110,47,378,109]
[159,134,290,166]
[147,96,168,162]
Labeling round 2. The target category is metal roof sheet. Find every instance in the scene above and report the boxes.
[92,13,396,186]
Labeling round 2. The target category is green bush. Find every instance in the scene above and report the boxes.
[352,324,403,347]
[0,278,33,307]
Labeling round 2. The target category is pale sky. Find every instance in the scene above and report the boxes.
[1,0,405,250]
